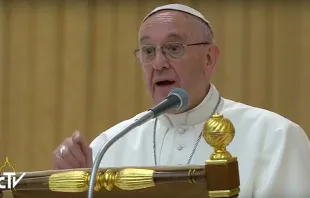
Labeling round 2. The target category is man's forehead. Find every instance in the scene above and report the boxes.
[143,10,192,23]
[138,11,201,43]
[141,3,213,36]
[139,33,185,43]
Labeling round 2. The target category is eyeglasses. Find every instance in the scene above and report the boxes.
[134,41,210,64]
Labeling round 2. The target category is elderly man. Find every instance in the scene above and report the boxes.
[53,3,310,197]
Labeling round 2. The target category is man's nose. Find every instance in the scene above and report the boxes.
[152,50,170,70]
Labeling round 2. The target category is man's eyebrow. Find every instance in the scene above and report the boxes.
[140,36,150,43]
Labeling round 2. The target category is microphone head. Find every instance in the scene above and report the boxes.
[168,88,189,111]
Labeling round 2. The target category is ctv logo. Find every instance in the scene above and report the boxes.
[0,157,26,189]
[0,172,26,189]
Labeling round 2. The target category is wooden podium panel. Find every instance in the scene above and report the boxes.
[11,183,208,198]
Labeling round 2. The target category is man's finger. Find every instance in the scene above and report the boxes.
[60,144,81,168]
[72,130,92,164]
[53,153,72,170]
[68,139,87,167]
[72,130,88,146]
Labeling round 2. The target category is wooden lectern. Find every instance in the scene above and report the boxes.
[0,114,240,198]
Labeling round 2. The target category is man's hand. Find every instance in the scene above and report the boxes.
[52,130,93,169]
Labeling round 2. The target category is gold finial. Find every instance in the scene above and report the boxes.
[202,113,235,160]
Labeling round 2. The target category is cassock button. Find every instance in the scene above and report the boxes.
[178,128,187,134]
[177,144,184,151]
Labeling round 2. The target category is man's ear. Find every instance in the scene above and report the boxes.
[205,44,220,75]
[207,44,220,68]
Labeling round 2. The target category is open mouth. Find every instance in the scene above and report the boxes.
[155,80,176,86]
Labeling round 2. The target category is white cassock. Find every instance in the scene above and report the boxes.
[90,84,310,197]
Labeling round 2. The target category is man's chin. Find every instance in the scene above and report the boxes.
[153,97,165,106]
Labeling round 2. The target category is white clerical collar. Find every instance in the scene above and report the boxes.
[158,84,222,128]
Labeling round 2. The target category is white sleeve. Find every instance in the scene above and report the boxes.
[89,116,140,167]
[254,123,310,197]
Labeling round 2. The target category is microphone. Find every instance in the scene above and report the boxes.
[151,87,188,116]
[134,88,188,126]
[87,88,188,198]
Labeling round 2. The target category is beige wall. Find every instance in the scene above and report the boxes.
[0,0,309,172]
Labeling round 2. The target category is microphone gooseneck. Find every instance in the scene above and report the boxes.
[87,88,188,198]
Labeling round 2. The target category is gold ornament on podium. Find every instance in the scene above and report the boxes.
[49,168,155,192]
[202,113,240,198]
[202,113,235,160]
